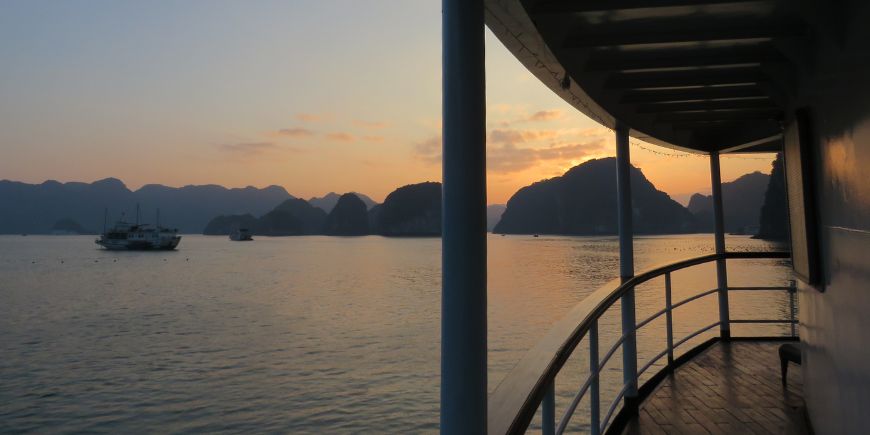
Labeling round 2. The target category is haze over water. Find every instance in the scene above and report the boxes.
[0,234,792,434]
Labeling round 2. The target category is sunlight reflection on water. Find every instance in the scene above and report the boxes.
[0,234,790,434]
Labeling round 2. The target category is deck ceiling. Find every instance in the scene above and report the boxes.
[484,0,829,153]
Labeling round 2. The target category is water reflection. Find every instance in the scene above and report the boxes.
[0,234,791,434]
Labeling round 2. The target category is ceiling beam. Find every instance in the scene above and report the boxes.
[620,87,767,104]
[605,72,772,89]
[636,99,779,113]
[671,120,775,130]
[655,109,780,123]
[564,25,807,48]
[531,0,764,14]
[583,50,789,72]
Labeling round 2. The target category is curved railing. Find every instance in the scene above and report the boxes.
[487,251,795,435]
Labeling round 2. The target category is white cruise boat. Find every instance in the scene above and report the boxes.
[95,209,181,250]
[229,228,253,241]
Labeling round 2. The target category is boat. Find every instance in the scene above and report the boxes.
[229,228,253,241]
[441,2,870,433]
[95,207,181,250]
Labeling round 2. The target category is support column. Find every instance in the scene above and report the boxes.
[441,1,487,434]
[615,126,639,406]
[710,151,731,340]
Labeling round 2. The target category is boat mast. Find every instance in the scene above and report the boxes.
[103,207,108,233]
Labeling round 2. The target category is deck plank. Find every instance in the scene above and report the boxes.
[620,341,806,435]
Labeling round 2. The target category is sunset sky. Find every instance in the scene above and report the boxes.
[0,1,775,205]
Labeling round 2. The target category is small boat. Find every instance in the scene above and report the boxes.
[534,234,539,238]
[229,228,253,241]
[95,206,181,250]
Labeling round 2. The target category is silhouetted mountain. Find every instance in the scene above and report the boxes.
[202,214,260,236]
[0,178,294,234]
[368,204,382,232]
[309,192,377,213]
[52,218,96,235]
[324,193,369,236]
[272,199,327,235]
[687,171,769,233]
[203,199,327,236]
[756,154,789,240]
[375,182,441,236]
[487,205,506,232]
[493,158,696,235]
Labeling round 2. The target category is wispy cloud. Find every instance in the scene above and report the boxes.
[411,135,442,164]
[489,128,558,145]
[411,129,607,172]
[363,135,385,142]
[271,127,314,138]
[487,139,608,174]
[528,110,564,122]
[218,142,279,155]
[216,142,308,162]
[326,132,356,142]
[495,109,565,127]
[297,113,332,122]
[353,119,389,129]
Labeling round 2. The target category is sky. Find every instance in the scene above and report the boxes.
[0,0,776,205]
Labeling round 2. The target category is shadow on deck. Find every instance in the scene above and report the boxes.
[621,341,809,435]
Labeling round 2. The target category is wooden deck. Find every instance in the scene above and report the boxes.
[621,341,809,435]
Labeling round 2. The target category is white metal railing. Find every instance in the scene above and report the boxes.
[487,251,796,435]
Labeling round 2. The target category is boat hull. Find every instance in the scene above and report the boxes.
[95,236,181,250]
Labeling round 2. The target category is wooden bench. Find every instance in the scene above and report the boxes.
[779,343,802,386]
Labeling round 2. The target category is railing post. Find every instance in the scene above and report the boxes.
[789,280,797,337]
[665,272,674,365]
[542,380,555,435]
[615,126,639,411]
[441,0,487,434]
[590,320,600,435]
[710,151,731,340]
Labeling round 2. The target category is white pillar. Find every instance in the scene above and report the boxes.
[710,151,731,339]
[441,0,487,433]
[616,127,639,405]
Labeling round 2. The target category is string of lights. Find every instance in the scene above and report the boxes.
[484,7,777,163]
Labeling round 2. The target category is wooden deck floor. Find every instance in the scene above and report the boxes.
[621,341,808,435]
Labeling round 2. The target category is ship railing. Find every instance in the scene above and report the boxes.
[488,251,795,435]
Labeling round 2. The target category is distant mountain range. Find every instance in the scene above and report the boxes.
[756,154,789,240]
[487,205,506,232]
[494,158,696,235]
[308,192,377,213]
[686,171,769,233]
[2,160,787,238]
[205,182,442,237]
[0,178,294,234]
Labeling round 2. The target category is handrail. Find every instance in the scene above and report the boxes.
[487,251,790,435]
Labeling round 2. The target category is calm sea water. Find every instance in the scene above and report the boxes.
[0,234,791,434]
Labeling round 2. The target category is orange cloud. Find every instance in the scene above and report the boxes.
[411,135,442,164]
[271,127,314,138]
[495,109,566,127]
[486,139,608,174]
[489,128,558,145]
[216,142,308,162]
[297,113,332,122]
[353,119,389,128]
[528,110,564,121]
[326,132,355,142]
[363,135,385,142]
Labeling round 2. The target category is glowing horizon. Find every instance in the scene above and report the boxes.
[0,1,775,206]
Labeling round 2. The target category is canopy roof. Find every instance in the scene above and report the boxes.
[484,0,832,153]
